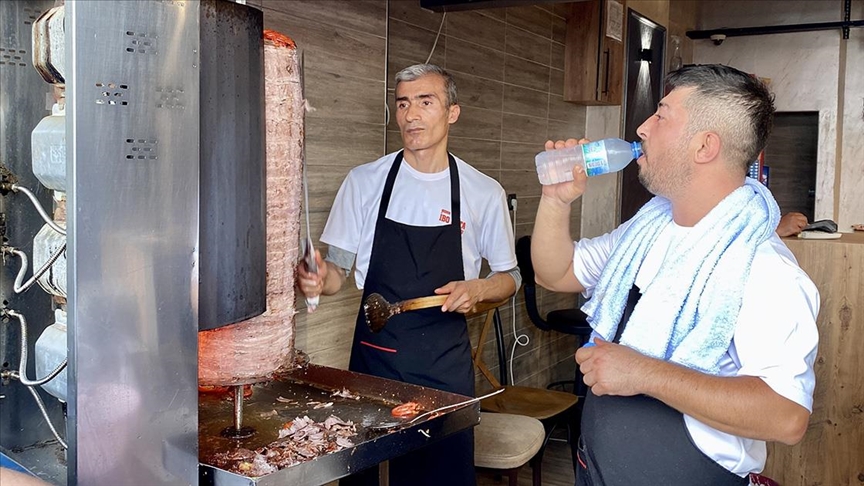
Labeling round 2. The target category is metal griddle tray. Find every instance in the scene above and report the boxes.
[198,363,479,485]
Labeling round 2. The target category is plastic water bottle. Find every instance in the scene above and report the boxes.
[535,138,643,184]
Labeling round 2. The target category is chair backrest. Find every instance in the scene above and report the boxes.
[515,235,552,332]
[470,299,580,421]
[469,301,507,389]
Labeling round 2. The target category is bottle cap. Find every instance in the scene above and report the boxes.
[630,141,643,160]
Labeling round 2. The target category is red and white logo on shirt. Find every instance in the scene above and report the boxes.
[439,209,466,234]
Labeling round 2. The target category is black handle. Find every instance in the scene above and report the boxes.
[602,48,611,95]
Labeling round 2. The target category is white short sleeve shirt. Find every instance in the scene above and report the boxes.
[321,152,517,288]
[572,220,820,476]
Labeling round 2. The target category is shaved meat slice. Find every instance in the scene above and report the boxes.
[391,401,422,418]
[331,388,361,400]
[214,415,357,477]
[221,414,358,476]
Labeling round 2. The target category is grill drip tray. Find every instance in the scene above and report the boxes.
[198,364,479,485]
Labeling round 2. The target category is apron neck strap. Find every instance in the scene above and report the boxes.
[378,151,461,226]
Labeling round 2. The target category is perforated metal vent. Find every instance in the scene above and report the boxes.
[0,47,27,67]
[22,6,39,25]
[125,138,158,161]
[125,31,158,55]
[95,82,129,106]
[156,87,185,110]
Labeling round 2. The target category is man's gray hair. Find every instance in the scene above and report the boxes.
[666,64,775,174]
[394,64,458,106]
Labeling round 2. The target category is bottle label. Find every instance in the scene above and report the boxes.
[581,140,610,177]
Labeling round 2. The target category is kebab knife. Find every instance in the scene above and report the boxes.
[299,50,319,313]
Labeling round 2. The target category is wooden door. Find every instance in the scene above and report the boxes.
[620,9,665,221]
[762,112,818,221]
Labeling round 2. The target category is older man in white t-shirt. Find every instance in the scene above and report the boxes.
[297,64,518,486]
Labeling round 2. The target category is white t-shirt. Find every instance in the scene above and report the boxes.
[572,219,820,476]
[321,151,517,288]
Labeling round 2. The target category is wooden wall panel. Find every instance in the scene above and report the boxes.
[627,0,670,27]
[259,2,387,383]
[668,0,697,66]
[259,0,589,395]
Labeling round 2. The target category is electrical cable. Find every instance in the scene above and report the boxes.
[384,12,447,129]
[9,184,66,236]
[507,199,529,385]
[383,0,390,145]
[425,12,446,65]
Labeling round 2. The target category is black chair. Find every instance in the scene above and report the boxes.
[515,235,592,398]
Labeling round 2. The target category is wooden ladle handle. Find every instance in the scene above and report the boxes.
[399,295,448,311]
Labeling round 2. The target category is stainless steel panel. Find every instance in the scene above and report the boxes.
[66,1,200,484]
[198,0,265,330]
[0,0,65,463]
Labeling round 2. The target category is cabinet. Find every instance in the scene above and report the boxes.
[564,0,625,105]
[765,233,864,485]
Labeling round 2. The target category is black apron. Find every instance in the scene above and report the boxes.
[575,286,749,486]
[342,151,476,486]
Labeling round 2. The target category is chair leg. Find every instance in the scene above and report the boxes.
[574,335,589,400]
[506,467,520,486]
[530,454,542,486]
[570,435,580,480]
[567,403,584,479]
[536,420,553,462]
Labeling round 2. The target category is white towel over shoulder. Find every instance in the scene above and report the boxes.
[581,178,781,374]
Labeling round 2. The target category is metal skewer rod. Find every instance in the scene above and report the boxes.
[233,385,244,431]
[220,385,254,439]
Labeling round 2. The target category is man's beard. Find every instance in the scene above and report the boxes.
[637,145,692,198]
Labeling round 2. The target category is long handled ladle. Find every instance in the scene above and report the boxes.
[363,293,448,333]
